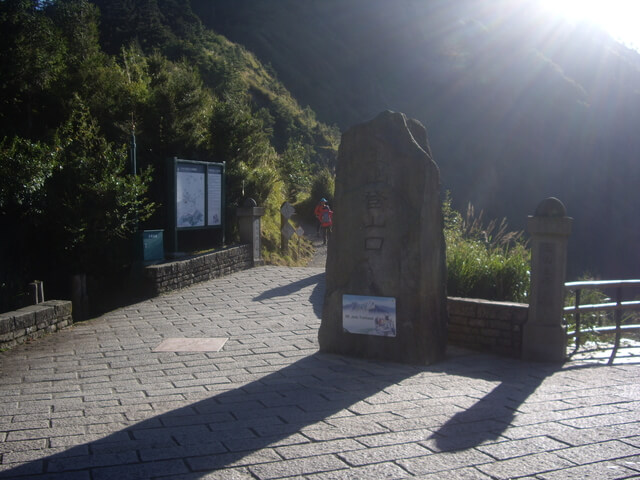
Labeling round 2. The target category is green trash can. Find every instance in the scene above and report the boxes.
[137,230,164,264]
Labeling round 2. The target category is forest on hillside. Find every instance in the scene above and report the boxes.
[2,0,638,314]
[0,0,339,311]
[196,0,640,279]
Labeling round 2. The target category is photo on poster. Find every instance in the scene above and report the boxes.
[343,294,396,337]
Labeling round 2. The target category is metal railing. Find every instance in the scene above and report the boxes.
[564,280,640,364]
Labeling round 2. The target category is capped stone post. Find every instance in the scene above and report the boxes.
[523,197,572,362]
[280,202,296,255]
[237,198,265,266]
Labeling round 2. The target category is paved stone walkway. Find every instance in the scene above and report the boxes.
[0,266,639,479]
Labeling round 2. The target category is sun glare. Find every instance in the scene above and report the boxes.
[539,0,640,50]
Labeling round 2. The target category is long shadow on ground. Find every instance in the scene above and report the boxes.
[253,273,324,302]
[1,273,568,479]
[428,360,560,451]
[1,353,424,479]
[1,356,566,479]
[253,271,325,318]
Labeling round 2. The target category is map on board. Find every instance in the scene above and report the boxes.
[176,163,206,228]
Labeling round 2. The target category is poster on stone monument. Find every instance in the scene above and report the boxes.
[342,294,396,337]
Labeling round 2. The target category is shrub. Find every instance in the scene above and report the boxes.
[444,194,530,302]
[295,167,335,223]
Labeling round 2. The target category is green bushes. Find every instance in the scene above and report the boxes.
[444,195,530,302]
[295,167,335,224]
[0,100,155,311]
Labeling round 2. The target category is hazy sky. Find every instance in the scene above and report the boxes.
[540,0,640,51]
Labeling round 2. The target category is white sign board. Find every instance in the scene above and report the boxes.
[343,294,396,337]
[280,202,296,219]
[281,222,296,240]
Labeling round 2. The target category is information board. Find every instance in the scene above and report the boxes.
[168,158,225,253]
[172,158,225,230]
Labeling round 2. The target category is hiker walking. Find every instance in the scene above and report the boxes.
[314,198,328,236]
[316,200,333,245]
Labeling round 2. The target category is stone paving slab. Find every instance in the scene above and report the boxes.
[0,266,639,479]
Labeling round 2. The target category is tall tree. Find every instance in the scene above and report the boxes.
[0,0,66,137]
[42,99,155,275]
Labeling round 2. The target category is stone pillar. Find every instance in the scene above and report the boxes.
[237,198,265,266]
[71,273,89,322]
[523,197,572,362]
[28,280,44,305]
[280,202,296,254]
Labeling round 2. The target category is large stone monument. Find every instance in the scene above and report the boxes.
[319,111,448,364]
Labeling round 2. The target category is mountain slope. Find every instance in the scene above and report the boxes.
[195,0,640,278]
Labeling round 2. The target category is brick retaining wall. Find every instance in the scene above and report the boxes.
[0,300,73,350]
[447,296,529,358]
[143,245,253,296]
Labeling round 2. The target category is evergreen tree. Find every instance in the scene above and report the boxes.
[0,0,67,137]
[42,99,155,275]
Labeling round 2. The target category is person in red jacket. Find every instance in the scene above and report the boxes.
[314,198,328,237]
[317,200,333,245]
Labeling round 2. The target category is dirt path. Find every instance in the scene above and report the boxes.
[307,237,328,268]
[298,220,327,268]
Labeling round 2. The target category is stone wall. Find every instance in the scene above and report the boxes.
[0,300,73,350]
[448,297,529,358]
[143,245,253,296]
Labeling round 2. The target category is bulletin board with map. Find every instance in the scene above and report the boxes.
[168,158,225,251]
